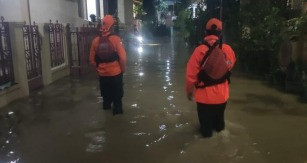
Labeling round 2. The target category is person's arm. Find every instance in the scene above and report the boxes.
[223,44,236,70]
[186,47,202,100]
[89,37,99,67]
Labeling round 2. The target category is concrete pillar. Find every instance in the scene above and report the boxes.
[10,23,30,96]
[0,22,30,108]
[124,0,134,26]
[41,23,70,85]
[99,0,104,18]
[117,0,125,24]
[117,0,133,25]
[41,23,53,85]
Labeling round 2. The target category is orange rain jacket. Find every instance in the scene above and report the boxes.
[186,35,236,104]
[89,32,126,76]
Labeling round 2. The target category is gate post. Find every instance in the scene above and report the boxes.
[1,19,30,107]
[66,24,73,72]
[41,22,53,85]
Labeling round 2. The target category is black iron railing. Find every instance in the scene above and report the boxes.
[22,22,42,80]
[0,16,14,90]
[67,24,99,76]
[49,20,65,68]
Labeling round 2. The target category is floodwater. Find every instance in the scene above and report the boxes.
[1,33,307,163]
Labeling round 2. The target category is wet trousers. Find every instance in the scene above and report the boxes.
[196,102,227,137]
[99,73,123,114]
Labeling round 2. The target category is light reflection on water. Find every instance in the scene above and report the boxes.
[145,134,167,147]
[167,96,174,101]
[133,132,151,136]
[86,144,103,153]
[133,115,146,119]
[8,158,20,163]
[175,123,183,128]
[85,131,106,153]
[159,125,167,131]
[96,96,103,103]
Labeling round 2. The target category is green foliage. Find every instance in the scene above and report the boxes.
[133,3,144,19]
[182,0,241,48]
[184,2,209,48]
[154,0,168,14]
[284,15,307,38]
[174,0,191,15]
[239,4,284,74]
[174,10,192,37]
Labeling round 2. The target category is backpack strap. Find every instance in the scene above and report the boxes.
[98,34,116,50]
[99,34,113,40]
[200,40,219,66]
[195,40,221,88]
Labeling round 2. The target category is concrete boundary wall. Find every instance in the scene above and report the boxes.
[0,22,29,108]
[0,22,71,109]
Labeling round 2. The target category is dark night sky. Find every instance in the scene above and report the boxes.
[143,0,155,15]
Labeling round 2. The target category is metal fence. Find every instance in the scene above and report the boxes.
[22,22,43,92]
[22,22,42,80]
[67,24,99,76]
[0,16,14,90]
[49,20,65,68]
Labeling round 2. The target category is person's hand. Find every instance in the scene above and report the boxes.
[187,93,193,101]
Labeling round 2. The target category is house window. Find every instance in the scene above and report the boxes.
[87,0,97,20]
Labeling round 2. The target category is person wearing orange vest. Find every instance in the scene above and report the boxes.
[89,15,127,115]
[185,18,236,137]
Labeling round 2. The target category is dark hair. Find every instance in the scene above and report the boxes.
[206,30,221,36]
[206,24,221,36]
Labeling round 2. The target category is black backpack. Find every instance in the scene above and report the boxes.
[95,35,119,67]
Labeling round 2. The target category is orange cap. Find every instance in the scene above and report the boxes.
[206,18,222,31]
[100,15,115,32]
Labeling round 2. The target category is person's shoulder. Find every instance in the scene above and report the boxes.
[222,43,234,51]
[110,35,123,46]
[93,36,100,40]
[109,34,121,40]
[92,36,100,44]
[222,43,233,49]
[195,44,209,52]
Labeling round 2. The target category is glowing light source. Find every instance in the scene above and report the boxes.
[137,36,143,43]
[138,47,143,53]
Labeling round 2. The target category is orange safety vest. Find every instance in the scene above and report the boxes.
[186,35,236,104]
[89,33,126,76]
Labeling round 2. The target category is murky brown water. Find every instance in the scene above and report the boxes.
[1,33,307,163]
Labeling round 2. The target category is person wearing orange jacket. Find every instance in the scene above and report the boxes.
[185,18,236,137]
[89,15,126,115]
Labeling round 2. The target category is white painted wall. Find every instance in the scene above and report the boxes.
[0,0,89,26]
[124,0,134,25]
[117,0,133,25]
[29,0,87,26]
[0,0,26,22]
[117,0,125,24]
[99,0,104,19]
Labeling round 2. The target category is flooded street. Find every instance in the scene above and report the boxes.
[1,33,307,163]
